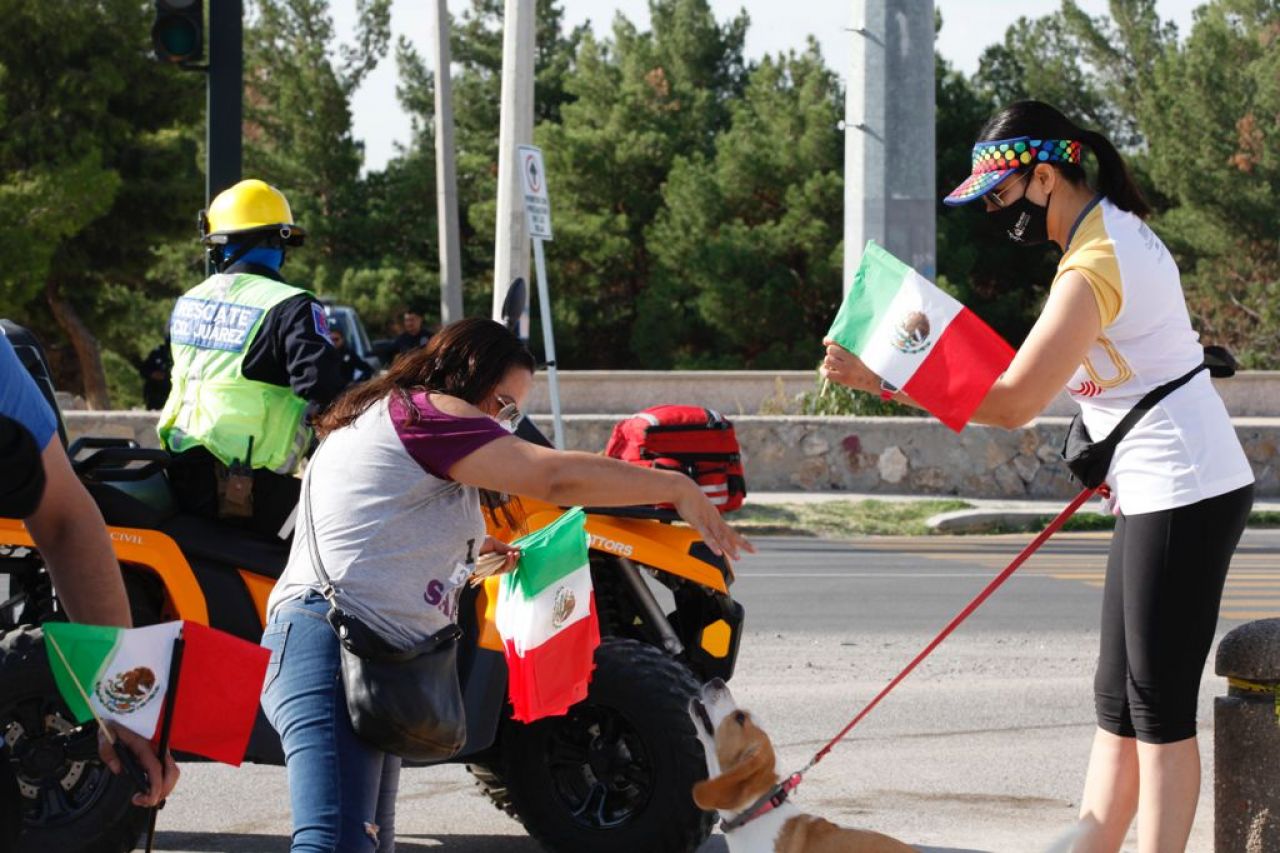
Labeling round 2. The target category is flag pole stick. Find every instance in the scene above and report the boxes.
[144,632,186,853]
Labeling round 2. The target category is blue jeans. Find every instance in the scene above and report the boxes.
[260,592,401,852]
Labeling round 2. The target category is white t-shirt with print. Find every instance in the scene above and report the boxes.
[1058,198,1253,515]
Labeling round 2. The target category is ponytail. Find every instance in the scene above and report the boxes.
[1079,129,1151,218]
[976,100,1152,219]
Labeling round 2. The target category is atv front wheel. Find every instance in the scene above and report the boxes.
[0,626,146,853]
[495,638,713,853]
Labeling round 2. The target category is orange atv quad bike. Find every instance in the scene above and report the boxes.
[0,320,745,853]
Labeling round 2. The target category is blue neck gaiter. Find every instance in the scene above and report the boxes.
[226,243,284,272]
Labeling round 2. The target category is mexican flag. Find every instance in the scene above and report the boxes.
[44,620,270,766]
[496,508,600,723]
[829,242,1015,431]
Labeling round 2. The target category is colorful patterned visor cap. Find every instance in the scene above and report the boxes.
[943,136,1082,206]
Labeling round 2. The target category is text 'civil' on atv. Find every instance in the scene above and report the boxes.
[0,320,745,853]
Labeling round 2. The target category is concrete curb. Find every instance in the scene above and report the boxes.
[925,508,1110,534]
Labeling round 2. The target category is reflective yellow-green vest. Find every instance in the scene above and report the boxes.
[156,273,312,474]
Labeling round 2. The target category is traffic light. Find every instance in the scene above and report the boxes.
[152,0,203,64]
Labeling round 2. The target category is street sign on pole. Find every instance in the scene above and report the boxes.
[519,145,553,241]
[517,144,564,450]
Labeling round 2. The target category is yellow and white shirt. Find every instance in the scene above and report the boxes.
[1057,198,1253,515]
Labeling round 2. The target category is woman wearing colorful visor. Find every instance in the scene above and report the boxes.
[822,100,1253,852]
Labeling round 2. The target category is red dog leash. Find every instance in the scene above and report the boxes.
[725,488,1097,831]
[803,487,1098,770]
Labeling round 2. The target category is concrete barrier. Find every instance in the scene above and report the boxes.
[70,411,1280,499]
[523,371,1280,417]
[1215,620,1280,851]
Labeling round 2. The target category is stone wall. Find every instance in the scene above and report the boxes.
[71,411,1280,499]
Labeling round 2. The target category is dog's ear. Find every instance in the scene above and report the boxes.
[692,746,773,812]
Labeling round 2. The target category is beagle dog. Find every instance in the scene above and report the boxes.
[690,679,916,853]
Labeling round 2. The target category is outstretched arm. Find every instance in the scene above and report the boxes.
[449,436,753,562]
[822,272,1102,429]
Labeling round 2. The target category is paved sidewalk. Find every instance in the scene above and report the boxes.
[751,490,1280,511]
[749,490,1280,534]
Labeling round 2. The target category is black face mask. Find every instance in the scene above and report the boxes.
[990,193,1051,246]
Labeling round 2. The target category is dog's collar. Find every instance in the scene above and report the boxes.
[719,772,803,834]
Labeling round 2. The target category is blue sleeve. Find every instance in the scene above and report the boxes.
[0,335,57,451]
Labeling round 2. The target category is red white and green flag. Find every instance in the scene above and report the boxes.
[829,241,1015,431]
[496,507,600,723]
[44,620,270,766]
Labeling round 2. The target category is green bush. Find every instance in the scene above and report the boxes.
[796,373,926,417]
[102,349,145,411]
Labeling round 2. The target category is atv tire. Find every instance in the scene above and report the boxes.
[493,638,713,853]
[0,626,146,853]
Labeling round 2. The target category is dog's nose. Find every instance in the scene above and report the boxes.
[700,678,728,701]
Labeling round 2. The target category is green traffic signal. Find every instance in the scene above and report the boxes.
[152,0,203,64]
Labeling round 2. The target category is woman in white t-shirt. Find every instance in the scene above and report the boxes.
[822,100,1253,853]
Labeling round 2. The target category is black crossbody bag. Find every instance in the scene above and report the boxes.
[303,466,467,762]
[1062,346,1236,489]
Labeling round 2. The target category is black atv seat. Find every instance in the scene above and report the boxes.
[161,513,291,580]
[88,477,179,530]
[90,479,290,579]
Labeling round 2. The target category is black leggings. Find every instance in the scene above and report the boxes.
[1094,484,1253,744]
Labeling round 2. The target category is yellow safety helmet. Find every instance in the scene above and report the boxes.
[200,179,306,248]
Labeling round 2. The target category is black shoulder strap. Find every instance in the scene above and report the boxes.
[1095,363,1207,453]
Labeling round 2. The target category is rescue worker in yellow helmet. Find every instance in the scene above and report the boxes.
[156,179,344,537]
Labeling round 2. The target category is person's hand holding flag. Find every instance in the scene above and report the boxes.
[821,337,884,396]
[97,721,180,808]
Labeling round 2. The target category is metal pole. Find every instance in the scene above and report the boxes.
[532,238,564,450]
[843,0,936,288]
[843,0,882,296]
[492,0,534,339]
[430,0,464,324]
[206,0,243,205]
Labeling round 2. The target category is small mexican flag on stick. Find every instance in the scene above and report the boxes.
[828,241,1015,431]
[44,620,269,766]
[496,508,600,723]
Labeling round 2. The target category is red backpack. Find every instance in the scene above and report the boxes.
[604,405,746,513]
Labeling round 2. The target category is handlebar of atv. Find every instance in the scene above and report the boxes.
[70,439,171,483]
[581,505,682,522]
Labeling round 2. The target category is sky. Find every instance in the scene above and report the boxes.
[330,0,1205,172]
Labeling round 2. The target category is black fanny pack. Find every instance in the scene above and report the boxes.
[1061,346,1237,489]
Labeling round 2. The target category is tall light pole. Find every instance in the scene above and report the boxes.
[492,0,535,338]
[844,0,936,291]
[430,0,464,324]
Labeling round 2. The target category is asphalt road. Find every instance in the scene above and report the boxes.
[152,531,1280,853]
[735,529,1280,633]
